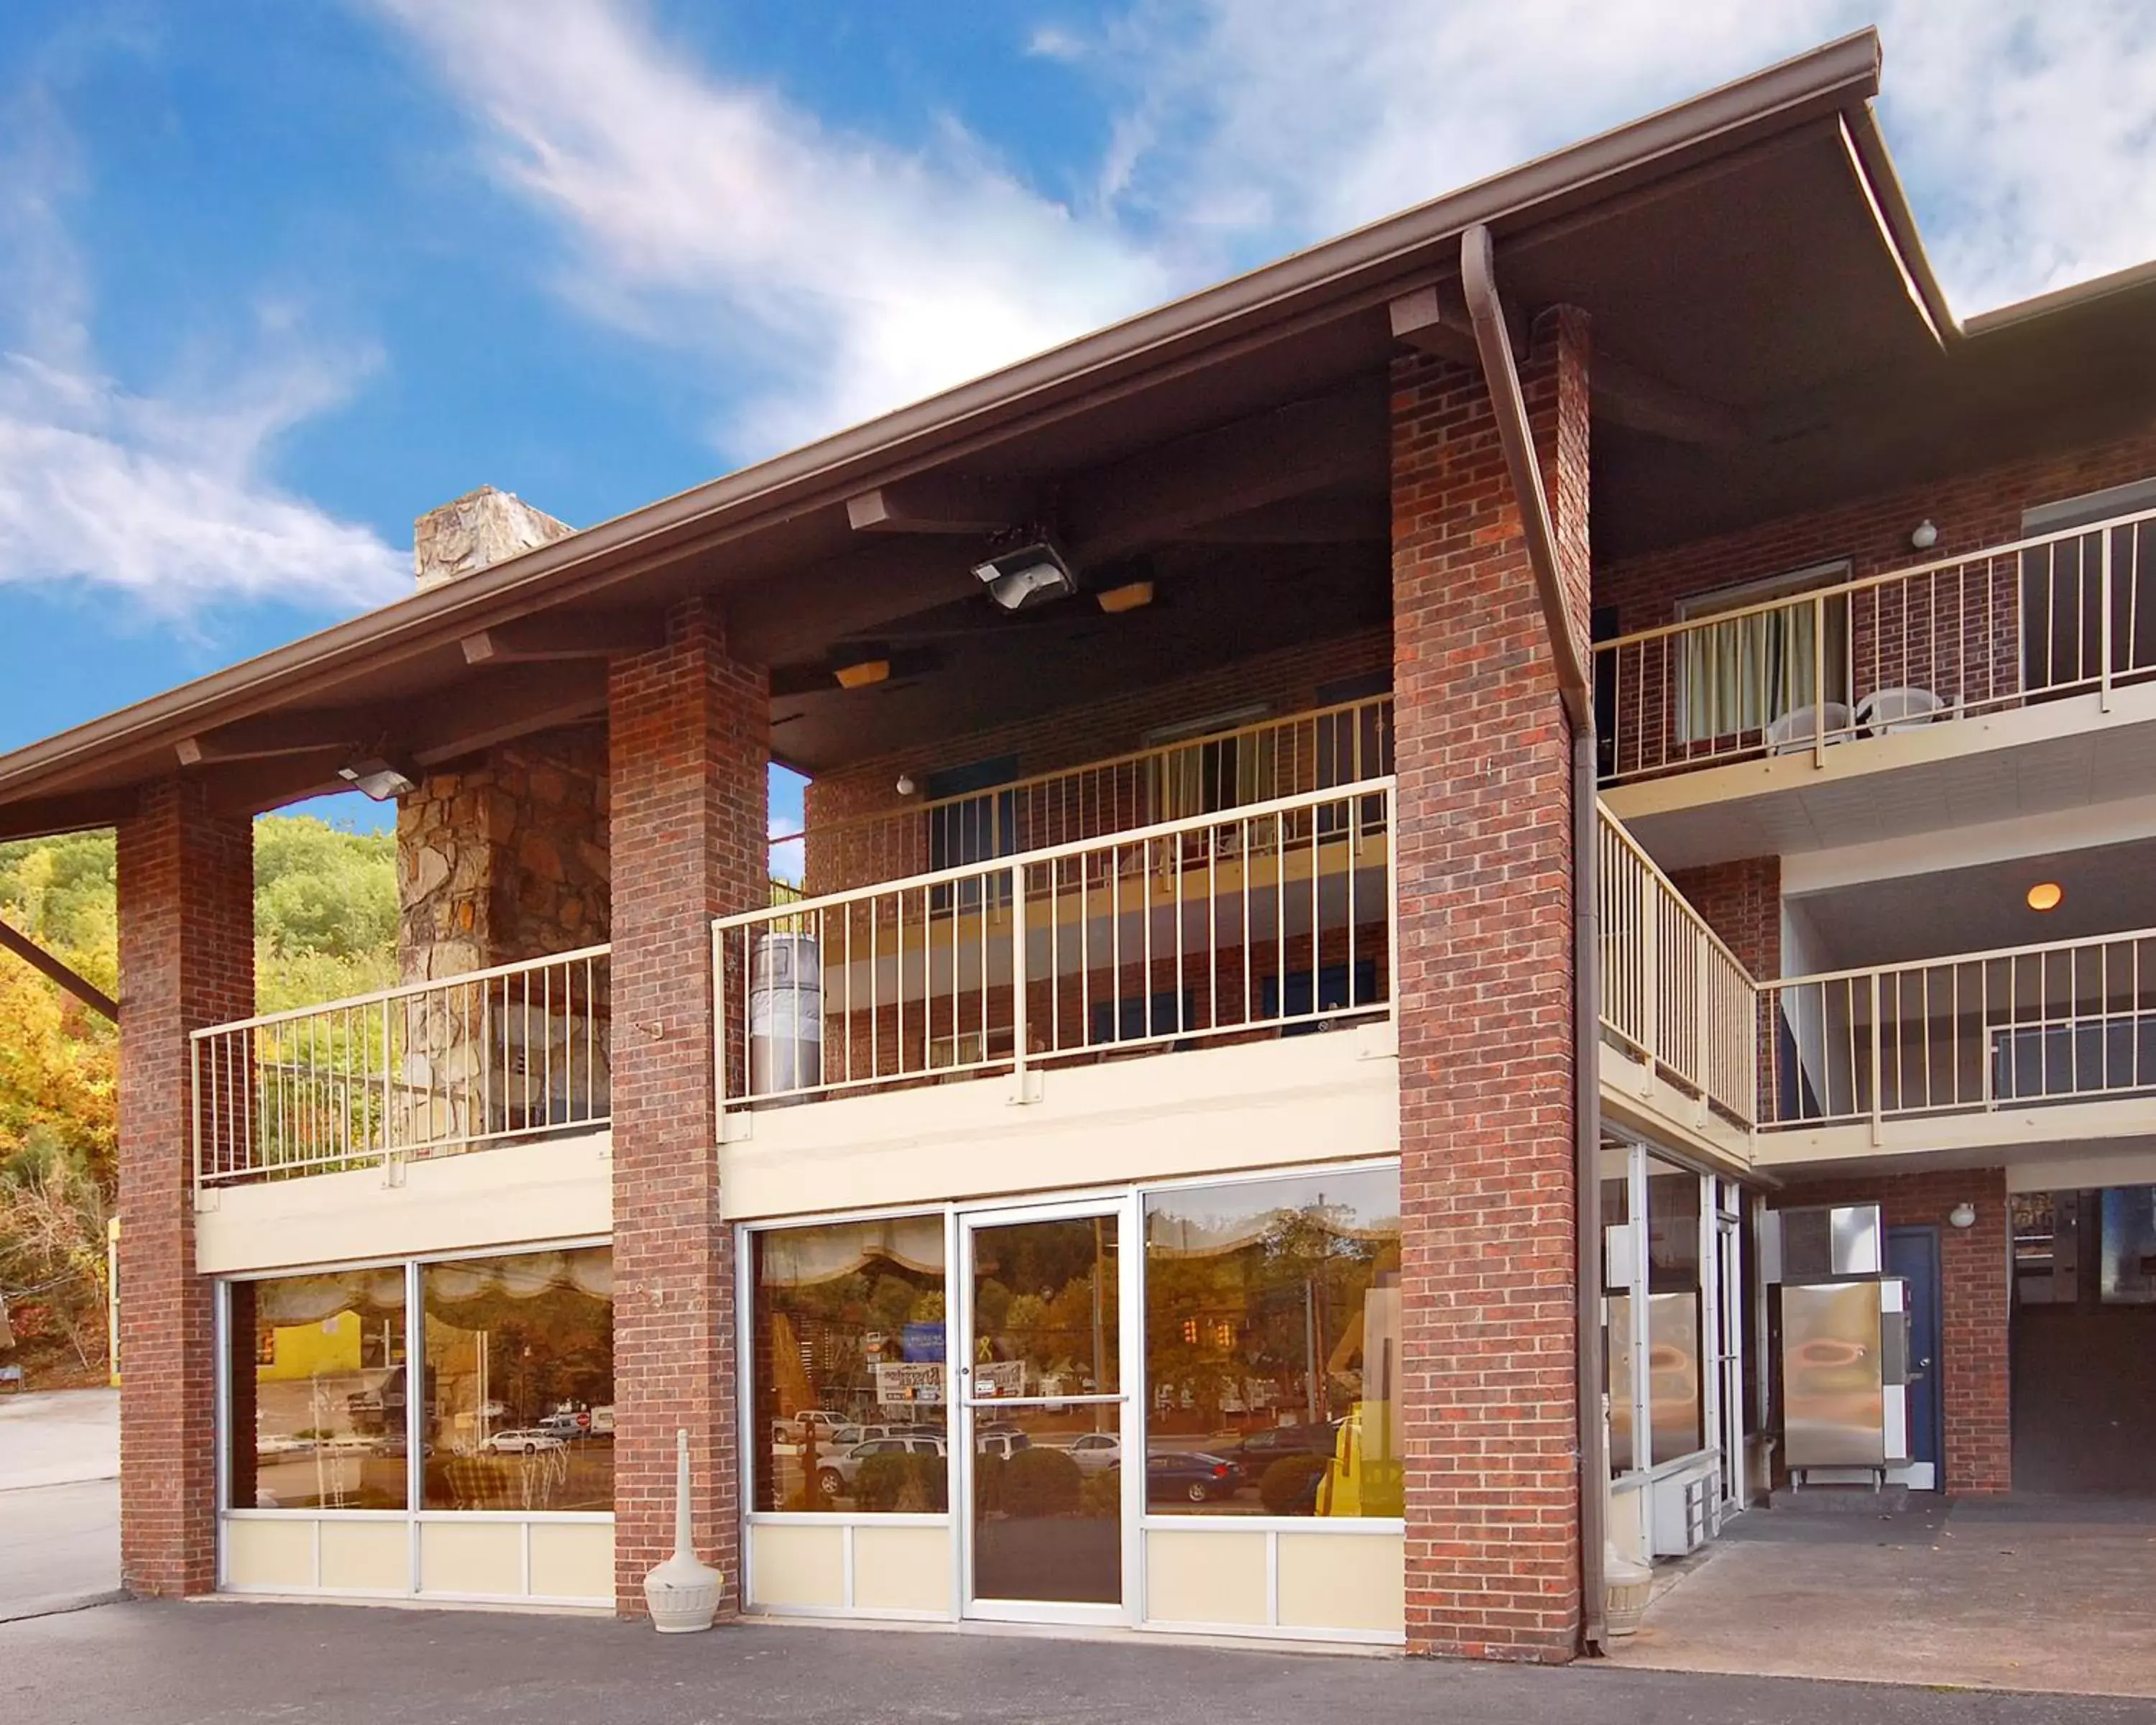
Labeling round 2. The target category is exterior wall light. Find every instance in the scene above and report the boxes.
[973,540,1077,611]
[1096,579,1155,615]
[337,757,419,801]
[1911,519,1938,551]
[834,657,890,690]
[895,774,917,796]
[1948,1202,1977,1230]
[2026,881,2063,912]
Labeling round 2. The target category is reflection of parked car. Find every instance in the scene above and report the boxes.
[819,1435,946,1499]
[975,1431,1032,1460]
[1227,1422,1340,1468]
[830,1423,907,1450]
[482,1429,567,1455]
[1065,1433,1121,1472]
[377,1432,433,1459]
[1146,1452,1238,1503]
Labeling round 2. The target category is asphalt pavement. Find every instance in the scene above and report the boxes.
[8,1604,2155,1725]
[0,1388,121,1622]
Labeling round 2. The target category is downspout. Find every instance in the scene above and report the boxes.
[0,915,119,1021]
[1460,223,1608,1655]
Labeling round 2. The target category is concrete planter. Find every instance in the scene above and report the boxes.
[1604,1548,1654,1639]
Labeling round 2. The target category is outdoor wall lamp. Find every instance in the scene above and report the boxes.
[973,539,1077,611]
[1911,518,1939,551]
[1948,1202,1977,1230]
[337,756,420,801]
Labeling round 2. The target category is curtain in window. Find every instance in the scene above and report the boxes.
[1680,597,1847,742]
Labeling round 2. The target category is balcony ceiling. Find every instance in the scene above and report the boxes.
[6,32,2152,822]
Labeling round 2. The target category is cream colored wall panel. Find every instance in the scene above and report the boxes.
[419,1519,523,1598]
[198,1132,609,1275]
[849,1524,952,1614]
[1143,1528,1268,1627]
[317,1520,410,1593]
[222,1517,315,1591]
[1275,1532,1403,1635]
[748,1523,847,1609]
[723,1028,1397,1220]
[528,1521,614,1603]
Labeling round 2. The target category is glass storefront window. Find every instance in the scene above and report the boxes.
[1143,1167,1401,1517]
[226,1267,408,1510]
[750,1216,949,1512]
[1645,1159,1705,1465]
[2099,1186,2156,1305]
[420,1246,614,1512]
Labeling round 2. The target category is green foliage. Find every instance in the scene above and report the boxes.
[1258,1453,1331,1515]
[1000,1445,1082,1517]
[254,816,397,961]
[853,1451,947,1513]
[1079,1466,1120,1519]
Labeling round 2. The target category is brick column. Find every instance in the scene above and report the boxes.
[1391,306,1591,1661]
[607,596,768,1615]
[115,778,254,1596]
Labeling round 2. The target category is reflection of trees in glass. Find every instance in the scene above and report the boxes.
[1145,1181,1400,1437]
[972,1220,1117,1391]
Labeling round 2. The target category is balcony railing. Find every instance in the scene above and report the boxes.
[778,695,1393,896]
[717,780,1395,1110]
[1596,508,2156,783]
[1596,806,1759,1127]
[1761,928,2156,1133]
[191,947,610,1187]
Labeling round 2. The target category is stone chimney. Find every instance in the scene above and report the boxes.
[414,485,575,592]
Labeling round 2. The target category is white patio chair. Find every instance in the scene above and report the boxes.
[1764,701,1854,755]
[1855,686,1945,735]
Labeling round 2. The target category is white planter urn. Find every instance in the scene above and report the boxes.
[643,1427,723,1633]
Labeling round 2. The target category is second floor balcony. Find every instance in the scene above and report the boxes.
[1594,507,2156,806]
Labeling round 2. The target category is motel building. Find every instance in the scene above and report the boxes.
[4,32,2155,1660]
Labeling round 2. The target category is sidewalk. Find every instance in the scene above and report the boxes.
[8,1604,2155,1725]
[0,1387,119,1490]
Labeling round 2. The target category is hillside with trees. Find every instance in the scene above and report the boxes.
[0,815,395,1384]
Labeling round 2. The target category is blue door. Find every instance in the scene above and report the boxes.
[1886,1226,1943,1489]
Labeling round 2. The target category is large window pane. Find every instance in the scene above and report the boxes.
[1143,1167,1401,1518]
[751,1217,949,1513]
[420,1246,613,1512]
[1646,1159,1705,1464]
[227,1268,407,1510]
[2099,1185,2156,1305]
[1601,1142,1637,1476]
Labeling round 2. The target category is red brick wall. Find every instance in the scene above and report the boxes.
[1776,1167,2012,1494]
[115,778,254,1596]
[607,597,768,1615]
[1392,305,1589,1661]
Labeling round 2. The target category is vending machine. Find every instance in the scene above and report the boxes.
[1764,1202,1912,1489]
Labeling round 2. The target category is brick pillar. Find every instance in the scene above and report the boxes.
[607,596,768,1614]
[115,778,254,1596]
[1391,306,1590,1661]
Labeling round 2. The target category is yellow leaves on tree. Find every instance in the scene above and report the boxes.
[0,942,117,1188]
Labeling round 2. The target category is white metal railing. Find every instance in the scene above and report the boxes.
[717,780,1396,1108]
[1596,806,1759,1126]
[191,947,610,1187]
[1761,929,2156,1133]
[1597,507,2156,782]
[774,695,1393,896]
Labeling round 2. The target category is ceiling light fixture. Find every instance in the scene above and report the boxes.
[2026,881,2063,912]
[834,657,890,690]
[972,540,1076,612]
[1095,579,1154,615]
[337,757,420,801]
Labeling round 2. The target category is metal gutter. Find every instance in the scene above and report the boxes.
[1961,255,2156,337]
[0,32,1884,813]
[1842,106,1961,342]
[1460,222,1608,1655]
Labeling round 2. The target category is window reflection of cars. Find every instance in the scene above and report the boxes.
[482,1429,568,1455]
[1146,1452,1238,1503]
[818,1434,946,1499]
[1227,1422,1340,1466]
[1066,1433,1121,1472]
[975,1432,1032,1460]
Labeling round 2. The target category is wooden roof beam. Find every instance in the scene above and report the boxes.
[846,477,1036,535]
[0,917,118,1021]
[0,787,139,842]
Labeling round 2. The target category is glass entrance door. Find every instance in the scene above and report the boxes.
[957,1197,1137,1624]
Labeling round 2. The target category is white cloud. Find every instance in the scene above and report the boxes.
[372,0,1170,457]
[0,88,405,619]
[1077,1,2156,317]
[375,0,2156,462]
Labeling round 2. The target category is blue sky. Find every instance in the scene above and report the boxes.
[4,1,2155,843]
